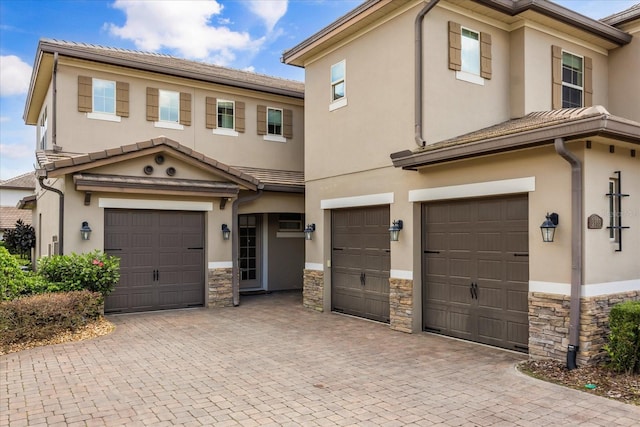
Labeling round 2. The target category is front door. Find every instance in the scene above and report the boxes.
[239,214,261,290]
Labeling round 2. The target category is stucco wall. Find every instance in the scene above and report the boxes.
[608,24,640,122]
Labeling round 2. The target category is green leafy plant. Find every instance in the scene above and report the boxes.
[2,219,36,260]
[38,250,120,296]
[604,300,640,374]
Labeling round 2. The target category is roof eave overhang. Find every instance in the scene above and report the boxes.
[282,0,631,67]
[391,116,640,169]
[262,184,305,194]
[35,40,303,100]
[17,195,37,210]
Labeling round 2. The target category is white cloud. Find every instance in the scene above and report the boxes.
[244,0,288,32]
[107,0,261,65]
[0,143,32,160]
[0,55,32,97]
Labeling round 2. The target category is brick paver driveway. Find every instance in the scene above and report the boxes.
[2,292,639,426]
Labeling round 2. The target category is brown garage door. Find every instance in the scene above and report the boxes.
[422,195,529,352]
[104,209,205,313]
[332,206,390,323]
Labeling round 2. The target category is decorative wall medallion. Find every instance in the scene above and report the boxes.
[587,214,603,229]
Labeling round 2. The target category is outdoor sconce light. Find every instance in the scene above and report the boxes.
[304,224,316,241]
[540,213,559,243]
[221,224,231,240]
[80,221,92,241]
[389,220,403,242]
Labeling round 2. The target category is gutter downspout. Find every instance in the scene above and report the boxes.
[554,137,583,370]
[53,52,58,148]
[231,189,264,306]
[415,0,440,147]
[38,176,64,255]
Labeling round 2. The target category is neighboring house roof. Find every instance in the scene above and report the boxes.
[391,106,640,169]
[0,206,31,230]
[282,0,631,66]
[36,137,303,194]
[0,172,36,190]
[25,39,305,124]
[601,3,640,26]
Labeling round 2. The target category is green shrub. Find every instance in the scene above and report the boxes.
[0,290,104,349]
[0,246,40,300]
[604,300,640,374]
[38,250,120,296]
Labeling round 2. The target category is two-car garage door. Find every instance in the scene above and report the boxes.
[422,195,529,352]
[104,209,205,314]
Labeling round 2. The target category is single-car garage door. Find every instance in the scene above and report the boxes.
[422,195,529,352]
[104,209,205,313]
[332,206,390,323]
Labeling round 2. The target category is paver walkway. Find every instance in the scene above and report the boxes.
[2,291,639,426]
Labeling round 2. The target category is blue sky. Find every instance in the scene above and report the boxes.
[0,0,638,180]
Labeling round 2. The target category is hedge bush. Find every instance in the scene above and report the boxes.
[0,290,104,349]
[605,300,640,374]
[38,250,120,296]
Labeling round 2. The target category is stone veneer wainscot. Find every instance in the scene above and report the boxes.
[303,269,324,312]
[208,268,233,307]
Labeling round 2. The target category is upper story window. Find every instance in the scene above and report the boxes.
[267,108,283,136]
[93,79,116,114]
[38,107,47,150]
[159,90,179,123]
[552,46,592,109]
[146,87,191,130]
[78,76,129,122]
[330,60,347,111]
[448,22,492,85]
[206,97,244,136]
[562,52,583,108]
[257,105,293,142]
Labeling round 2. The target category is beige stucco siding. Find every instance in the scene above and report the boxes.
[53,60,304,172]
[608,24,640,122]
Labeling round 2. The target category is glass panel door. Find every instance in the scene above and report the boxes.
[239,214,261,290]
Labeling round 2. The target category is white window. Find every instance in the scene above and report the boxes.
[562,51,583,108]
[267,107,283,136]
[38,107,47,150]
[159,90,179,123]
[461,28,480,75]
[93,79,115,114]
[608,177,620,243]
[330,60,347,111]
[218,100,234,129]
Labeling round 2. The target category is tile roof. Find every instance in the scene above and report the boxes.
[39,39,304,98]
[0,206,32,230]
[0,172,36,190]
[601,3,640,26]
[233,166,304,192]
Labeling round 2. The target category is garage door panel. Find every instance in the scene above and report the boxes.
[423,195,529,352]
[332,206,390,323]
[105,209,204,314]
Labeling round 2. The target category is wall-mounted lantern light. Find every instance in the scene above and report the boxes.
[540,213,559,243]
[221,224,231,240]
[80,221,92,241]
[389,219,403,242]
[304,224,316,241]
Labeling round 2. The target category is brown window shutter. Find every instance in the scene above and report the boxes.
[78,76,92,112]
[448,22,462,71]
[116,81,129,117]
[551,45,562,109]
[584,56,593,107]
[257,105,267,135]
[146,87,159,121]
[480,32,492,79]
[180,92,191,126]
[283,109,293,139]
[235,101,245,133]
[205,97,217,129]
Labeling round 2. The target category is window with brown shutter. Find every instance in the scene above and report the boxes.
[480,32,492,80]
[146,87,159,121]
[257,105,267,135]
[78,76,92,112]
[179,92,191,126]
[283,109,293,139]
[205,97,217,129]
[553,46,592,109]
[448,22,462,71]
[116,81,129,117]
[584,56,593,107]
[552,46,563,109]
[235,101,245,133]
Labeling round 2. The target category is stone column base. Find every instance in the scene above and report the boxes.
[303,269,324,312]
[390,278,413,333]
[208,268,233,307]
